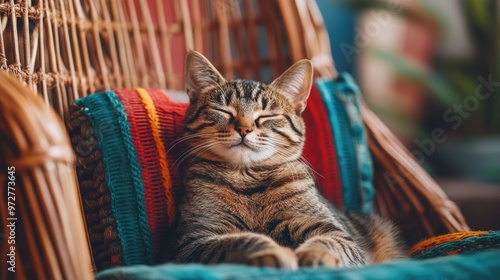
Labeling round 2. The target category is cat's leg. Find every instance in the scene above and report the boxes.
[175,232,297,269]
[291,220,367,268]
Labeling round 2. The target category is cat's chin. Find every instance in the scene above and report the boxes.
[214,145,274,166]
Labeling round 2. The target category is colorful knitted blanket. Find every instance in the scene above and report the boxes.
[410,230,500,259]
[69,89,189,270]
[313,74,374,213]
[67,75,374,270]
[94,231,500,279]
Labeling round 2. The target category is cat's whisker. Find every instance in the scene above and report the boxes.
[273,150,299,181]
[172,141,220,173]
[190,142,220,163]
[267,136,294,147]
[175,141,215,164]
[172,144,208,170]
[167,132,216,155]
[298,156,325,179]
[267,136,325,179]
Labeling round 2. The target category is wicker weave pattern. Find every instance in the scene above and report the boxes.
[0,72,93,280]
[0,0,334,120]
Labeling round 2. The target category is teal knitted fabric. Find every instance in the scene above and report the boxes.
[332,73,374,213]
[316,78,358,211]
[95,249,500,280]
[316,74,374,213]
[76,91,154,265]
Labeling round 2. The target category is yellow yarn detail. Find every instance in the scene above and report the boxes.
[135,88,176,223]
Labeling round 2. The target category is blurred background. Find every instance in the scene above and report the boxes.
[317,0,500,230]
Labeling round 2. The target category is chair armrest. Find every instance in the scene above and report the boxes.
[0,72,94,279]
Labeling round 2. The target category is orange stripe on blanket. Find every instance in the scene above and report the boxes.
[135,88,176,223]
[409,231,489,255]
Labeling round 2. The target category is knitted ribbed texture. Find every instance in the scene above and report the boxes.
[76,91,153,265]
[135,88,176,223]
[410,231,500,259]
[95,250,500,280]
[302,84,343,206]
[71,89,189,269]
[316,78,360,211]
[332,73,374,213]
[147,89,189,206]
[115,89,169,261]
[315,74,374,213]
[108,91,155,264]
[67,105,122,270]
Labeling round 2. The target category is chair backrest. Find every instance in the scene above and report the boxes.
[0,0,335,119]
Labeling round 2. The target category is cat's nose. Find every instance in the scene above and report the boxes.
[236,125,253,137]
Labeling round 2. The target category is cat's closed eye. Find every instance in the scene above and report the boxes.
[210,108,235,122]
[255,115,281,126]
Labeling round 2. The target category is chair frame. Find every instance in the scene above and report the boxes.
[0,1,468,279]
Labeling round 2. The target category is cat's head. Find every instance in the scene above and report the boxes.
[183,50,313,167]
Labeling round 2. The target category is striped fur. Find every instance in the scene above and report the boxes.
[172,51,405,269]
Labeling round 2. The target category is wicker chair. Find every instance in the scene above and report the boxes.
[0,0,469,279]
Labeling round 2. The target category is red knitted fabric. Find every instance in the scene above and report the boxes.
[115,89,169,260]
[147,89,189,206]
[302,84,343,206]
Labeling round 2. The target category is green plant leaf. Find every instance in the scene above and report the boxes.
[446,68,480,99]
[417,0,449,31]
[464,0,491,34]
[370,48,459,107]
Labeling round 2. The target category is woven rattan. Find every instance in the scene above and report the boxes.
[0,0,469,279]
[0,72,93,279]
[0,0,335,119]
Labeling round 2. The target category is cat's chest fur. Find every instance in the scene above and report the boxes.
[183,160,318,232]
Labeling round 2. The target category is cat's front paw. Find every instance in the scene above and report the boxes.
[246,247,298,270]
[295,247,341,267]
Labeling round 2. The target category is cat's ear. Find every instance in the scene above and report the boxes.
[184,50,225,98]
[270,59,313,114]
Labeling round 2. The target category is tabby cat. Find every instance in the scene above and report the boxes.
[172,50,405,269]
